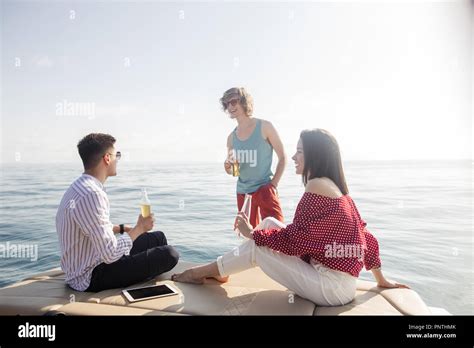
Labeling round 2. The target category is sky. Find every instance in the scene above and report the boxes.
[1,0,472,163]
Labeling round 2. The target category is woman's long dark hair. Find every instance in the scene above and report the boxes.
[300,129,349,195]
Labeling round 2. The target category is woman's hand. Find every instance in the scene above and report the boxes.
[377,278,410,289]
[372,268,410,289]
[234,212,254,239]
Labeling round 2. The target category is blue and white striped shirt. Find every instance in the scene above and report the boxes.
[56,174,132,291]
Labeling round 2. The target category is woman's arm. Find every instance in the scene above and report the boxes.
[363,230,409,288]
[234,211,304,255]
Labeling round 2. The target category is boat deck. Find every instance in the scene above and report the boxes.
[0,261,433,316]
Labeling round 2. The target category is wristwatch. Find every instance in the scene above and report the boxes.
[119,224,125,234]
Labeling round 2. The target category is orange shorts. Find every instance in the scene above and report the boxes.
[237,182,284,229]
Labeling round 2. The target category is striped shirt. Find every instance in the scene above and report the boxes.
[56,174,132,291]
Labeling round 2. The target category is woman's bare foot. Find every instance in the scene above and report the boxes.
[208,275,229,283]
[171,269,205,284]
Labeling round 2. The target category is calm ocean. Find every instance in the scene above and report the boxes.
[0,161,472,314]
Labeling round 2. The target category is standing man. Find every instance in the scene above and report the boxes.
[221,87,286,228]
[56,133,179,292]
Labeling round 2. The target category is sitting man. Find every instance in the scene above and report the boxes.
[56,133,179,292]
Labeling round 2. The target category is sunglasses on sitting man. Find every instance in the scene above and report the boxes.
[105,151,121,160]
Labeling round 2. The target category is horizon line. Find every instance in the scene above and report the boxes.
[0,158,473,165]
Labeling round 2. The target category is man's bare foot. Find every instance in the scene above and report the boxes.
[171,269,205,284]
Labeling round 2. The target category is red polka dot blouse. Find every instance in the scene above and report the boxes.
[252,192,382,277]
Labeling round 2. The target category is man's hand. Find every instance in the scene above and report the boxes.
[136,213,154,232]
[224,160,233,175]
[127,213,155,242]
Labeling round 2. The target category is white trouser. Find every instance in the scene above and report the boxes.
[217,217,357,306]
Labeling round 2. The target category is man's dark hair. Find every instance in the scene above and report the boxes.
[77,133,116,170]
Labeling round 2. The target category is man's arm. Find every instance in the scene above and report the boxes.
[112,224,132,234]
[224,132,233,175]
[71,192,133,264]
[263,120,287,188]
[112,215,155,241]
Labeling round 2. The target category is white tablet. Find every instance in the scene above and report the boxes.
[122,284,179,303]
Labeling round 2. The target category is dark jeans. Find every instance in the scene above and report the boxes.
[86,231,179,292]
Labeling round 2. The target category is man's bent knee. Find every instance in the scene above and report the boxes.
[163,245,180,269]
[150,231,168,246]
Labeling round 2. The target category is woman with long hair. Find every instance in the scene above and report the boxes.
[172,129,408,306]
